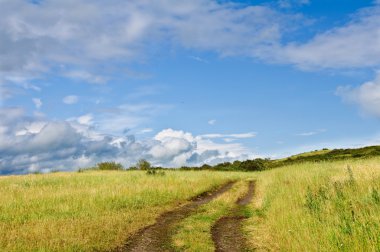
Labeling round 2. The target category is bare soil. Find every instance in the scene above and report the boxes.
[212,181,255,252]
[113,180,236,252]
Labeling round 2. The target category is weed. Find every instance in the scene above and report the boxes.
[347,165,356,186]
[371,187,380,205]
[146,169,166,176]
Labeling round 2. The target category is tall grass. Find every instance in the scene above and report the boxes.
[172,180,252,251]
[0,170,247,252]
[246,158,380,251]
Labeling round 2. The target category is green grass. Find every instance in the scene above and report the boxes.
[246,157,380,251]
[0,170,248,252]
[2,157,380,251]
[172,180,252,251]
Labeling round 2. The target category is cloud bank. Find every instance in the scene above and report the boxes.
[0,108,255,174]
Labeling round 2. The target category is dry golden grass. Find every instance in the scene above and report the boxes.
[246,158,380,251]
[0,170,247,252]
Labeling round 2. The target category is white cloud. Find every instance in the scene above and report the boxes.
[63,95,79,104]
[77,114,93,125]
[0,0,294,85]
[190,56,208,63]
[337,73,380,117]
[64,71,107,84]
[0,112,255,174]
[1,0,378,90]
[296,129,326,137]
[272,4,380,69]
[296,132,318,137]
[155,128,195,143]
[138,128,154,134]
[32,98,42,109]
[201,132,257,139]
[208,119,216,125]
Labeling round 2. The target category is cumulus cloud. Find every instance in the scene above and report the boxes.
[337,73,380,117]
[0,109,255,174]
[62,95,79,104]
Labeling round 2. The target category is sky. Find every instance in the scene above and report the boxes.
[1,0,380,174]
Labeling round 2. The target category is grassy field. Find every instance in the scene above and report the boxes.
[0,170,251,252]
[247,157,380,251]
[172,180,250,251]
[1,157,380,251]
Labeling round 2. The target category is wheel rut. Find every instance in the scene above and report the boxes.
[113,180,236,252]
[211,181,255,252]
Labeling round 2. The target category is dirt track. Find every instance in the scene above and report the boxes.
[114,181,236,252]
[212,181,255,252]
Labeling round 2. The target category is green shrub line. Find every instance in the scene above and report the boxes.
[77,145,380,173]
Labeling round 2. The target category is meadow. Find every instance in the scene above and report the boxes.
[0,170,253,251]
[1,157,380,251]
[247,157,380,251]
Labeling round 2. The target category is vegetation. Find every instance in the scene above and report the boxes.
[97,162,124,171]
[172,180,250,251]
[2,146,380,251]
[78,161,124,172]
[268,145,380,168]
[136,159,151,170]
[0,170,252,252]
[180,145,380,172]
[246,158,380,251]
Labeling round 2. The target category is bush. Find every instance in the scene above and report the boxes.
[137,159,151,170]
[238,159,266,171]
[96,162,124,171]
[146,169,166,176]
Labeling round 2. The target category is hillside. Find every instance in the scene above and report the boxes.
[193,145,380,172]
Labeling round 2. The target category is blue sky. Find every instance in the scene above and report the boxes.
[1,0,380,174]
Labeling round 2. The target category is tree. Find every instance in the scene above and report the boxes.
[137,159,151,170]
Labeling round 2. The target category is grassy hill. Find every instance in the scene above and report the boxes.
[270,145,380,167]
[195,145,380,171]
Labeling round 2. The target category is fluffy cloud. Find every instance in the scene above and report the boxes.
[273,4,380,69]
[62,95,79,104]
[0,0,295,85]
[0,108,255,174]
[337,73,380,117]
[1,0,379,90]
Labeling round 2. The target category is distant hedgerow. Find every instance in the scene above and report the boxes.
[96,162,124,171]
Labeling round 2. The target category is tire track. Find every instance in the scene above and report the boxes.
[212,181,255,252]
[113,180,236,252]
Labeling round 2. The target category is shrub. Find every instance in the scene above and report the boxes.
[96,162,124,171]
[146,168,165,176]
[137,159,151,170]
